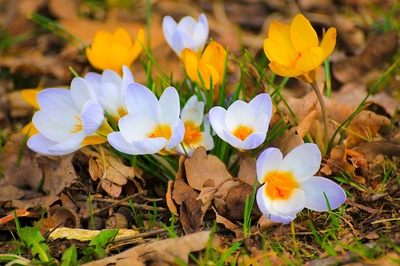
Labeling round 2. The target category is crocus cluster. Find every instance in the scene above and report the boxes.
[25,12,346,225]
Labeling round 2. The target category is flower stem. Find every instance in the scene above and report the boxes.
[310,81,328,154]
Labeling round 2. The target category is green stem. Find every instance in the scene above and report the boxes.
[310,81,328,154]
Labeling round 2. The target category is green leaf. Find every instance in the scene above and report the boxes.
[18,227,50,262]
[61,245,77,266]
[89,229,118,247]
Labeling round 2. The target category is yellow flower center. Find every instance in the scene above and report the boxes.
[263,171,299,200]
[183,121,202,146]
[148,124,172,140]
[71,116,83,133]
[233,125,254,141]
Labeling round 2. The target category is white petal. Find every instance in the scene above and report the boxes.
[118,114,157,143]
[70,78,97,110]
[252,113,269,133]
[162,16,178,46]
[280,143,322,182]
[37,88,75,109]
[158,87,180,126]
[209,106,228,137]
[237,131,266,150]
[271,189,306,215]
[101,69,122,85]
[177,16,197,33]
[122,65,134,90]
[28,132,84,156]
[301,177,347,211]
[225,100,256,133]
[126,83,158,121]
[181,97,204,126]
[133,138,168,154]
[165,119,185,150]
[249,94,272,121]
[84,72,101,83]
[81,101,104,135]
[108,132,147,155]
[171,29,196,55]
[256,148,283,183]
[32,107,79,142]
[48,132,86,154]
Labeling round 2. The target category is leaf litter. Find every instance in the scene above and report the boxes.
[0,0,400,265]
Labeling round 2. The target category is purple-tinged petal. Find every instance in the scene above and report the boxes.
[301,176,346,211]
[166,119,185,150]
[81,101,104,135]
[36,88,75,109]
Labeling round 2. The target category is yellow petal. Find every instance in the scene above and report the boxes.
[86,47,107,70]
[296,68,318,83]
[295,47,324,72]
[81,135,108,146]
[87,30,113,70]
[129,28,145,64]
[21,89,40,110]
[290,14,318,53]
[264,38,298,67]
[320,27,336,58]
[269,62,303,78]
[21,121,39,137]
[106,44,131,74]
[182,48,200,82]
[113,28,133,49]
[201,42,226,75]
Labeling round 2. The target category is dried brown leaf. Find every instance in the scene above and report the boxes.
[38,154,77,196]
[185,147,232,191]
[213,207,244,239]
[237,155,256,186]
[173,179,204,234]
[333,31,398,83]
[224,181,254,220]
[0,133,43,190]
[101,179,123,198]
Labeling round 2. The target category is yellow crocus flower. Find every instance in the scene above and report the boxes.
[182,41,226,91]
[86,28,145,75]
[263,14,336,83]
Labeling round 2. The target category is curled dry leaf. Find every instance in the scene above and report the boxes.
[212,207,244,239]
[82,231,213,266]
[81,147,144,197]
[322,144,366,183]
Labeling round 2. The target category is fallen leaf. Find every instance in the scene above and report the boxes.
[213,207,244,239]
[185,147,233,191]
[0,133,43,191]
[332,31,398,83]
[237,155,256,186]
[37,153,77,196]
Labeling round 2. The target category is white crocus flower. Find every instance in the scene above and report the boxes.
[79,65,134,123]
[208,93,272,151]
[107,83,185,155]
[162,13,209,57]
[177,95,214,156]
[256,143,347,224]
[27,86,111,156]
